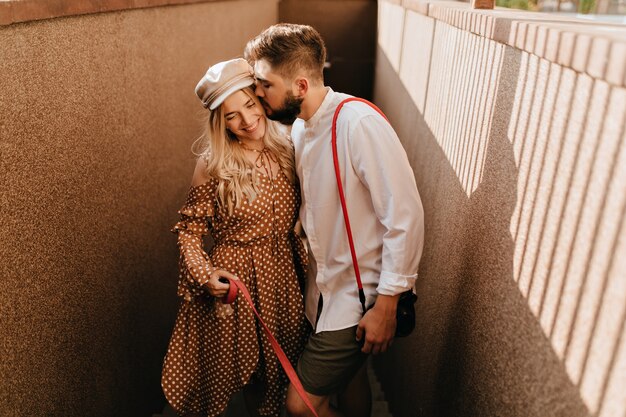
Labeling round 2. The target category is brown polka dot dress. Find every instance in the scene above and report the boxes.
[161,170,309,417]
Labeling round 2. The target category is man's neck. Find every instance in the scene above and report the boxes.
[299,86,328,121]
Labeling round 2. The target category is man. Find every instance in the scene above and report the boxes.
[245,24,424,417]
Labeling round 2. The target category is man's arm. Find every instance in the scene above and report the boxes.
[356,293,400,354]
[348,109,425,353]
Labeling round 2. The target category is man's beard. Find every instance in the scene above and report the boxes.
[264,92,303,125]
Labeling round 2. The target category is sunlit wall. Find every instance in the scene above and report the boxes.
[373,1,625,417]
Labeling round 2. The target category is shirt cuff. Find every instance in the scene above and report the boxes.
[376,271,418,296]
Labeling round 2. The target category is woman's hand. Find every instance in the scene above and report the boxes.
[204,269,239,298]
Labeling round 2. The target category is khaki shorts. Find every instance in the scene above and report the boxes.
[296,325,368,396]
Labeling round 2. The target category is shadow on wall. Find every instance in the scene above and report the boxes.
[372,3,625,417]
[373,44,591,417]
[504,37,626,417]
[0,1,281,416]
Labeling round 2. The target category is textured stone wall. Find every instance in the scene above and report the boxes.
[0,1,278,416]
[373,1,625,417]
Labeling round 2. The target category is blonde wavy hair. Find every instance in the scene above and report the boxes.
[192,87,296,215]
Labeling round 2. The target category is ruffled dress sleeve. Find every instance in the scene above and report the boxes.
[171,180,218,301]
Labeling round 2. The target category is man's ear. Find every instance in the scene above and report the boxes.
[293,77,309,97]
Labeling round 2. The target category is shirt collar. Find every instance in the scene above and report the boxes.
[304,87,334,129]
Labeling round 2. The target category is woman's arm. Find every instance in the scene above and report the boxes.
[173,158,237,300]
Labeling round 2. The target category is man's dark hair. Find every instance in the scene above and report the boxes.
[245,23,326,84]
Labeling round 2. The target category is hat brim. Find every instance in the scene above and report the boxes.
[209,78,256,110]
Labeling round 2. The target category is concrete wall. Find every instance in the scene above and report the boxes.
[373,1,626,417]
[279,0,377,100]
[0,1,278,416]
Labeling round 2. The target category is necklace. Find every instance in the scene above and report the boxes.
[238,140,281,256]
[238,140,278,178]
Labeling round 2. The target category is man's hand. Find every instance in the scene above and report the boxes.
[356,294,400,354]
[203,269,239,298]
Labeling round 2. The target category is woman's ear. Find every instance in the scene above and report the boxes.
[293,77,309,97]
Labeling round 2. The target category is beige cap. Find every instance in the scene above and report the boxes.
[195,58,255,110]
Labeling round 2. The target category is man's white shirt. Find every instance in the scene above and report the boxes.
[291,88,425,333]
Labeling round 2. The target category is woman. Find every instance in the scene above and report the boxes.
[161,58,308,417]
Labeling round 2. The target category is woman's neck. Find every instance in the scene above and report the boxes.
[238,138,266,152]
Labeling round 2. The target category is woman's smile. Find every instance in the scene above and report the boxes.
[223,90,266,141]
[242,119,259,133]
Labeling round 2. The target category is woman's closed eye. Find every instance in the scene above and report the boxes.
[226,100,256,120]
